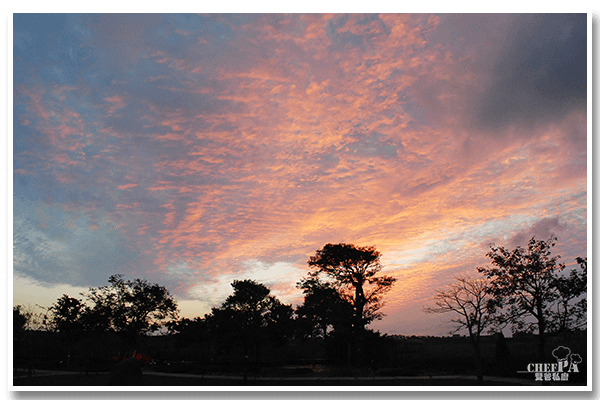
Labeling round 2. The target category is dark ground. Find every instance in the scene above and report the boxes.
[13,331,587,388]
[13,369,582,387]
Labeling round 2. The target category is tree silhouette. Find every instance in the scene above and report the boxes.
[85,275,179,341]
[424,276,495,384]
[549,256,587,333]
[47,294,86,338]
[47,275,179,356]
[477,236,567,359]
[206,279,291,364]
[307,243,396,366]
[13,305,29,341]
[296,277,353,340]
[262,301,295,346]
[307,243,396,332]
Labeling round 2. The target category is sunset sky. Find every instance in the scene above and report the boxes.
[12,13,589,336]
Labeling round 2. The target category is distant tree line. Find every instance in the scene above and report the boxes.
[163,243,396,369]
[14,243,397,370]
[13,238,586,380]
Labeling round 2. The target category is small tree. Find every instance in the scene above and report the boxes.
[424,276,495,384]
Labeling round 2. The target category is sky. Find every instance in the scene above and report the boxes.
[12,13,589,336]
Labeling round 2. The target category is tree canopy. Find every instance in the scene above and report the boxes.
[205,279,293,360]
[477,236,585,358]
[47,275,179,342]
[549,256,587,333]
[307,243,396,332]
[296,277,354,339]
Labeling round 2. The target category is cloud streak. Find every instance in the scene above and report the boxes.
[13,13,587,335]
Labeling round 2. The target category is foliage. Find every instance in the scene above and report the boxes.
[549,256,587,332]
[295,277,353,339]
[86,274,179,336]
[205,279,293,360]
[477,236,586,358]
[307,243,396,331]
[13,305,30,339]
[46,295,87,341]
[46,275,179,341]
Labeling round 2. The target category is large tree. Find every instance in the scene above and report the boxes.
[47,294,87,339]
[86,274,179,339]
[47,275,179,351]
[307,243,396,333]
[477,236,577,359]
[206,279,292,363]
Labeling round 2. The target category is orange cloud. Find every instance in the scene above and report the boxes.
[118,183,138,190]
[14,15,586,335]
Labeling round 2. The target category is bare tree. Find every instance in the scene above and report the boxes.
[424,276,495,384]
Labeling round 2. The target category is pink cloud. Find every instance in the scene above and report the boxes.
[103,94,126,114]
[118,183,138,190]
[107,14,581,296]
[14,15,586,335]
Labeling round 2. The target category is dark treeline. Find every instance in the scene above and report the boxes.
[14,238,587,385]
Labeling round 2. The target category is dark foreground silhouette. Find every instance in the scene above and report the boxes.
[14,373,534,387]
[13,240,587,388]
[13,331,586,387]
